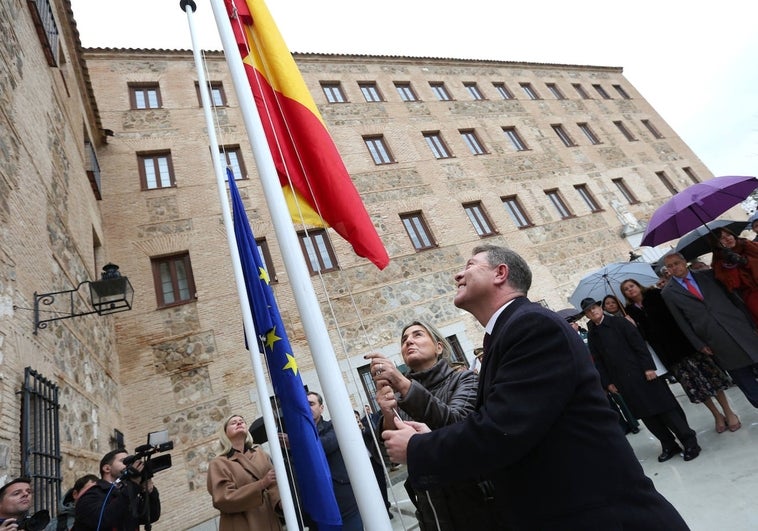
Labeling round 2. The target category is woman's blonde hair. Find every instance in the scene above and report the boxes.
[400,320,453,363]
[218,414,254,455]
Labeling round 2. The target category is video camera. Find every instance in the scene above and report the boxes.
[122,430,174,481]
[16,509,50,531]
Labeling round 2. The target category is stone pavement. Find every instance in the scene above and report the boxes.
[385,385,758,530]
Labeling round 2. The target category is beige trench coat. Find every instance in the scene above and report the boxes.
[207,446,282,531]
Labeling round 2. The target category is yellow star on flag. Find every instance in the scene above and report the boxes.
[282,353,299,375]
[265,327,281,350]
[258,266,270,284]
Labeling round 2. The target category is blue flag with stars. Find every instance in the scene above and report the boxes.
[228,170,341,529]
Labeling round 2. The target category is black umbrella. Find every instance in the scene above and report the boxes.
[556,308,581,322]
[673,219,749,260]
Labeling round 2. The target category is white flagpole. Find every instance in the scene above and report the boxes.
[180,1,300,529]
[206,0,391,528]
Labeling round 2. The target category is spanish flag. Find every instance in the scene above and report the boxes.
[224,0,390,269]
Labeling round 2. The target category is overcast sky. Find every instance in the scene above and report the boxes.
[70,0,758,181]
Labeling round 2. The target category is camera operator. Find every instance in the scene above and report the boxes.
[74,449,160,531]
[0,477,33,530]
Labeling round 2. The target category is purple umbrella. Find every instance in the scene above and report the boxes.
[640,175,758,247]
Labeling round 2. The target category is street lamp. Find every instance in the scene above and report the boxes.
[33,263,134,334]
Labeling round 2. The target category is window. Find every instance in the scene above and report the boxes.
[21,367,62,515]
[463,202,496,236]
[28,0,60,66]
[501,195,532,228]
[256,238,278,283]
[220,146,246,180]
[593,84,611,99]
[445,335,467,364]
[298,229,338,274]
[682,167,700,184]
[546,83,566,99]
[577,123,601,145]
[493,82,514,100]
[460,129,486,155]
[358,363,380,413]
[423,132,452,159]
[363,135,394,164]
[502,127,528,151]
[359,82,383,102]
[641,119,664,139]
[395,82,418,102]
[321,82,347,103]
[613,121,637,141]
[138,151,175,190]
[129,83,161,109]
[572,83,591,99]
[545,189,573,219]
[152,253,196,307]
[613,84,631,99]
[400,212,436,250]
[612,178,638,204]
[552,124,576,147]
[464,82,485,100]
[656,171,678,194]
[430,82,452,101]
[574,184,602,212]
[196,81,227,106]
[520,83,540,100]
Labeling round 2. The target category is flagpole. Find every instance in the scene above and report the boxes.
[207,0,390,528]
[180,2,300,528]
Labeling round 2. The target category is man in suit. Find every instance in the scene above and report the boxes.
[661,251,758,408]
[383,245,689,529]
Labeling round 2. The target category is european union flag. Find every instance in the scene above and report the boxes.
[228,170,341,528]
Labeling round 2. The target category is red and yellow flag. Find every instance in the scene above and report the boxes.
[224,0,390,269]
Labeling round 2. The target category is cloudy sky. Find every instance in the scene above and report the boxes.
[70,0,758,180]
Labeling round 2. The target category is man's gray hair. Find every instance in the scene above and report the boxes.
[472,244,532,293]
[662,251,686,263]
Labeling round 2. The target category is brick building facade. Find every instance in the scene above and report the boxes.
[1,1,716,528]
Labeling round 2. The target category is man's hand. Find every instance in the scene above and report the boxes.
[644,370,657,381]
[278,432,290,449]
[382,417,430,464]
[700,346,713,355]
[607,383,618,394]
[0,518,18,530]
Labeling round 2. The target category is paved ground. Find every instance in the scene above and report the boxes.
[385,384,758,530]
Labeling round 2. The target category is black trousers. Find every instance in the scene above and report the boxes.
[641,402,697,450]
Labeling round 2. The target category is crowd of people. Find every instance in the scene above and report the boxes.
[4,227,756,530]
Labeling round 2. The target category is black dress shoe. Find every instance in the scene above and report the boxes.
[657,446,681,462]
[683,445,701,461]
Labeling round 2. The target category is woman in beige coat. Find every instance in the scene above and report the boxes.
[206,414,282,531]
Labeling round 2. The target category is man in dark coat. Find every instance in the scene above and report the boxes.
[307,392,362,531]
[383,245,689,530]
[74,449,161,531]
[583,297,700,462]
[661,252,758,408]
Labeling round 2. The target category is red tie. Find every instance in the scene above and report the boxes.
[683,278,703,300]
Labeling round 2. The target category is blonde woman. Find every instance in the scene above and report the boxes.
[206,415,281,531]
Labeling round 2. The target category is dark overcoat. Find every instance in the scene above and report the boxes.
[407,297,688,530]
[587,314,679,417]
[661,270,758,370]
[625,288,696,367]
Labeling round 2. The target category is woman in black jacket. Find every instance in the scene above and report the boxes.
[620,278,739,433]
[365,320,503,530]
